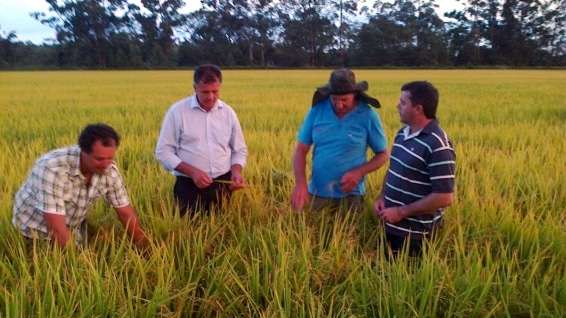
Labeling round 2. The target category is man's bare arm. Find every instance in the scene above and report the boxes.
[291,142,312,210]
[44,213,71,248]
[341,150,389,193]
[114,205,149,248]
[376,192,454,224]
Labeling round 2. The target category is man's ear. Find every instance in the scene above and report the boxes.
[415,103,425,115]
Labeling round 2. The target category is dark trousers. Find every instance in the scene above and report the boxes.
[386,232,424,258]
[310,195,364,213]
[173,172,232,216]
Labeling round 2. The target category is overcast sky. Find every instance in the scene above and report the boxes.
[0,0,462,44]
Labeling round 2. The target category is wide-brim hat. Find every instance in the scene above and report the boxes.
[312,68,381,108]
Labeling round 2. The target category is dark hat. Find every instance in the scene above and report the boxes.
[312,68,381,108]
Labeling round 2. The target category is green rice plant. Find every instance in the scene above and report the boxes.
[0,70,565,317]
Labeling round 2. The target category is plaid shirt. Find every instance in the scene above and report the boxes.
[12,146,130,242]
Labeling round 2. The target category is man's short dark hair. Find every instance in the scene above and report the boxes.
[194,64,222,84]
[401,81,439,119]
[78,123,120,153]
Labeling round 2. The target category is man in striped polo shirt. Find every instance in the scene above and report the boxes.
[374,81,455,256]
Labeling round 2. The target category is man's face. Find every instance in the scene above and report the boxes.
[397,90,419,125]
[330,93,356,117]
[194,80,221,111]
[81,140,116,175]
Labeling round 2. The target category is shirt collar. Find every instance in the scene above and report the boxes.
[188,95,223,112]
[402,119,439,140]
[421,119,439,134]
[69,145,82,177]
[402,126,422,140]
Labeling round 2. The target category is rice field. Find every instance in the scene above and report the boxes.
[1,69,565,317]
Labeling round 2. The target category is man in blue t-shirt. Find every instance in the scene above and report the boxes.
[291,69,389,212]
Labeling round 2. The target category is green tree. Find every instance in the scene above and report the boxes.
[353,0,446,66]
[276,0,338,66]
[0,27,18,68]
[128,0,187,66]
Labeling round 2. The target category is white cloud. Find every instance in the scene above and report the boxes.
[0,0,54,43]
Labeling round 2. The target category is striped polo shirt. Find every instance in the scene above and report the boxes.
[383,120,456,238]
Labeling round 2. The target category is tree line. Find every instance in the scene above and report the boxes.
[1,0,565,69]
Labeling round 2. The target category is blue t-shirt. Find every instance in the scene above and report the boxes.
[297,98,387,198]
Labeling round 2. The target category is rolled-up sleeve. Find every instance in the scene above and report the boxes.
[230,112,248,167]
[104,167,130,208]
[155,107,182,171]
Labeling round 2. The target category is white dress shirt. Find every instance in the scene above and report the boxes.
[155,95,248,178]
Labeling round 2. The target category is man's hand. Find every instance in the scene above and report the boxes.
[291,183,310,211]
[133,234,151,252]
[375,192,453,223]
[340,169,363,193]
[115,205,151,250]
[44,212,71,248]
[174,162,212,189]
[229,170,246,191]
[373,196,385,215]
[189,167,212,189]
[131,226,150,249]
[375,206,406,224]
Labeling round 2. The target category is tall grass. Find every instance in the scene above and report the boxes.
[1,70,565,316]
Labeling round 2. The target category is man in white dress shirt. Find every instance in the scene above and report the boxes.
[155,64,248,215]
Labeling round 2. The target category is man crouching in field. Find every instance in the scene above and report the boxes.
[291,68,389,212]
[12,123,149,249]
[374,81,456,257]
[155,64,248,215]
